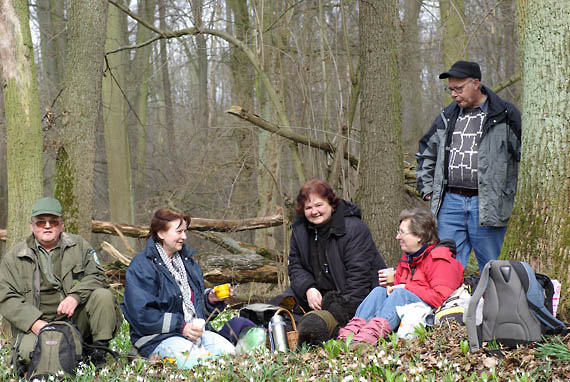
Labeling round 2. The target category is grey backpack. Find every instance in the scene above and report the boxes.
[465,260,566,352]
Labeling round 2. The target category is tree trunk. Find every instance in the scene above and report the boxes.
[54,0,108,239]
[191,0,209,131]
[158,0,176,156]
[503,0,570,311]
[399,0,423,156]
[132,0,155,197]
[0,0,44,247]
[102,2,135,252]
[228,0,256,222]
[358,0,405,267]
[0,90,6,237]
[440,0,467,104]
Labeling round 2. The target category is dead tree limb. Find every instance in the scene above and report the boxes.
[227,106,421,187]
[101,236,280,284]
[0,209,284,242]
[100,241,132,266]
[227,105,360,168]
[492,72,521,94]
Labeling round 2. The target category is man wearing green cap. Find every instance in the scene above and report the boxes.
[0,197,121,373]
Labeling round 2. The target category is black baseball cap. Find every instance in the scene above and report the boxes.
[439,61,481,80]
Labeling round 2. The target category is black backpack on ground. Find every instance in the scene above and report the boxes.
[465,260,567,352]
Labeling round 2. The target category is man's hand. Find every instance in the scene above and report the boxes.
[306,288,322,310]
[423,194,432,201]
[57,296,79,317]
[31,319,48,335]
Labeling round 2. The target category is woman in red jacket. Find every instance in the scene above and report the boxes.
[338,208,464,345]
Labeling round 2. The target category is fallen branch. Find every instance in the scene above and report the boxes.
[100,241,132,267]
[227,106,360,168]
[0,209,284,242]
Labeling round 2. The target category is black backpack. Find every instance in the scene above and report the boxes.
[465,260,567,352]
[27,321,84,380]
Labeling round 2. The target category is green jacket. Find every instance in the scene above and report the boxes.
[0,232,109,335]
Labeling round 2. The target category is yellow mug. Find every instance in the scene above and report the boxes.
[214,283,231,299]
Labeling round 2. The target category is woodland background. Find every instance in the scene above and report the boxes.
[0,1,568,310]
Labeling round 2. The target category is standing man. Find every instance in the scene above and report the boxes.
[0,197,121,373]
[416,61,521,271]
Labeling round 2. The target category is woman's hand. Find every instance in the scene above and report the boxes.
[386,284,405,296]
[208,287,234,304]
[306,287,322,310]
[182,321,205,341]
[378,269,395,287]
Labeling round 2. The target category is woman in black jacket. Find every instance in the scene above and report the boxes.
[287,179,386,318]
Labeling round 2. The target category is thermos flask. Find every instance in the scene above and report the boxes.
[269,314,288,352]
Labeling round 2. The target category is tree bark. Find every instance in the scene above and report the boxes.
[132,0,156,197]
[358,0,405,266]
[503,0,570,311]
[54,0,108,239]
[36,0,64,196]
[190,0,209,131]
[228,0,256,222]
[158,0,176,156]
[440,0,467,104]
[399,0,423,156]
[102,0,135,250]
[0,0,44,247]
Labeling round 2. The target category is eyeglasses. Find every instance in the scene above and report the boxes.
[445,79,474,95]
[396,230,412,237]
[32,219,61,228]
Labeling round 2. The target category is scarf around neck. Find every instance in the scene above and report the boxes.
[156,243,196,322]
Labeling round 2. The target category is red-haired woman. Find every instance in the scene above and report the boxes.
[122,208,236,361]
[286,179,386,327]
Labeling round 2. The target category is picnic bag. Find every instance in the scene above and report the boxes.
[27,321,84,380]
[464,260,567,352]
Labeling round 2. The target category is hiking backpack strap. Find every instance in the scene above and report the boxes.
[509,261,566,333]
[465,261,492,352]
[534,273,554,314]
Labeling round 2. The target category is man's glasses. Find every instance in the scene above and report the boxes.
[396,230,412,237]
[32,219,61,228]
[445,79,473,95]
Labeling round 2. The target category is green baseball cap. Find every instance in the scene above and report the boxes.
[31,197,62,217]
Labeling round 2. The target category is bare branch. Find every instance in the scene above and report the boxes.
[492,72,521,94]
[227,105,360,168]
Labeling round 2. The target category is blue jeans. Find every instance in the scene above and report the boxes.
[437,193,507,271]
[355,287,426,330]
[151,331,235,359]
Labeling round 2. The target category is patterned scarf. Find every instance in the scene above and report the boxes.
[156,243,196,322]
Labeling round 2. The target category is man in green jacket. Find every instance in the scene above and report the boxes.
[0,197,121,372]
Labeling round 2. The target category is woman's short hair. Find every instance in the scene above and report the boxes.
[399,208,439,245]
[149,208,190,244]
[295,178,340,216]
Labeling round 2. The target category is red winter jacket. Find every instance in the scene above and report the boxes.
[393,243,464,308]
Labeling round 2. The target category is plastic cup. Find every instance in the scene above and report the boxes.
[382,267,395,284]
[214,283,230,299]
[191,318,205,330]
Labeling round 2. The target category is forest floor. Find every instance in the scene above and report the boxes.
[1,309,569,382]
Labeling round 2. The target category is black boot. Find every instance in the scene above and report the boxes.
[87,340,110,366]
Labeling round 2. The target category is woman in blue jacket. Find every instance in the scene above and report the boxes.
[122,208,235,359]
